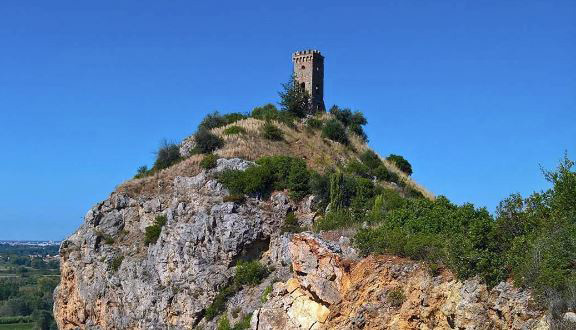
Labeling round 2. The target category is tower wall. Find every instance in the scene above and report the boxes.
[292,50,325,113]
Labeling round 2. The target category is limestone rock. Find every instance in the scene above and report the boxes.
[54,159,288,329]
[255,234,549,330]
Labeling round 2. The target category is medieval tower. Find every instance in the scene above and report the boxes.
[292,49,325,112]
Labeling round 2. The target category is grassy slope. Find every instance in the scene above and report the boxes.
[118,114,433,199]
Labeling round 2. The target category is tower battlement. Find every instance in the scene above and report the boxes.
[292,49,325,113]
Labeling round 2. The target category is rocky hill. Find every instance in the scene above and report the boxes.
[53,112,568,329]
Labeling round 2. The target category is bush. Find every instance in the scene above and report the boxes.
[234,260,268,286]
[199,111,247,130]
[251,104,278,120]
[360,150,382,170]
[251,104,296,127]
[306,118,323,129]
[261,122,283,141]
[374,165,399,183]
[387,288,406,307]
[314,209,354,231]
[153,141,181,171]
[195,128,225,153]
[223,125,247,135]
[218,156,310,198]
[279,75,310,118]
[109,255,124,272]
[329,105,368,141]
[261,285,273,303]
[200,154,218,170]
[281,212,304,233]
[217,315,231,330]
[205,284,237,320]
[144,215,167,245]
[233,314,252,330]
[134,165,152,179]
[386,154,413,176]
[322,119,348,145]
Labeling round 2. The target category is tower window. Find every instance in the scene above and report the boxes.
[301,65,305,70]
[300,82,305,90]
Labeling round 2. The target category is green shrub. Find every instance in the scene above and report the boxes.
[329,105,368,141]
[374,165,399,183]
[195,128,225,153]
[199,112,247,130]
[217,315,231,330]
[387,288,405,307]
[134,165,152,179]
[234,260,268,286]
[386,154,413,176]
[232,314,252,330]
[306,118,323,129]
[261,122,283,141]
[109,255,124,272]
[322,119,348,145]
[344,160,372,178]
[144,215,167,245]
[153,141,181,171]
[360,150,382,170]
[261,285,273,303]
[281,212,304,233]
[223,125,247,135]
[218,156,310,198]
[200,154,218,170]
[251,104,296,127]
[205,284,237,320]
[251,104,278,120]
[314,209,354,231]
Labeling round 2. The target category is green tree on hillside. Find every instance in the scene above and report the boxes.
[279,75,310,118]
[386,154,413,176]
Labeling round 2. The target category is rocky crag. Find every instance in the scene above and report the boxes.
[254,233,549,330]
[53,117,553,329]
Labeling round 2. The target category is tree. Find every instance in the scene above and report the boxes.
[386,154,413,176]
[329,105,368,141]
[153,141,181,170]
[279,75,310,118]
[194,128,224,153]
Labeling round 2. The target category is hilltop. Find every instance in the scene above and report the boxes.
[52,98,576,329]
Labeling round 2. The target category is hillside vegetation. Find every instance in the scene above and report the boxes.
[107,81,576,326]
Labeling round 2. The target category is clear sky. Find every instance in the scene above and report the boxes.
[1,1,574,240]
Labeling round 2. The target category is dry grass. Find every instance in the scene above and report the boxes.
[116,115,434,200]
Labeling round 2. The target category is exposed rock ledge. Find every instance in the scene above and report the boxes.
[253,233,549,330]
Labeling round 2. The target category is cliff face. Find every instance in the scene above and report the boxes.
[53,150,550,329]
[254,233,549,330]
[54,159,298,329]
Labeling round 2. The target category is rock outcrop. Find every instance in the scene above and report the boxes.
[254,233,549,330]
[53,159,296,329]
[54,156,552,330]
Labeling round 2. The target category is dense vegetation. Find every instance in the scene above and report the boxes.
[355,155,576,317]
[218,156,311,199]
[0,244,60,329]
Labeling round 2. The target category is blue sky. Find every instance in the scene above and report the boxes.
[0,1,574,240]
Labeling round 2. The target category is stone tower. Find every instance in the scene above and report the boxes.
[292,49,325,113]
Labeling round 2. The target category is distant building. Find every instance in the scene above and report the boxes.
[292,49,325,113]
